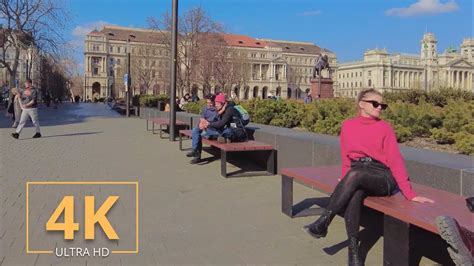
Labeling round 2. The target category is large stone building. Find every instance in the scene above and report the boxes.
[83,25,336,100]
[334,33,474,98]
[0,29,40,88]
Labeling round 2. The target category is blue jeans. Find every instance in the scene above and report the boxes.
[191,127,234,152]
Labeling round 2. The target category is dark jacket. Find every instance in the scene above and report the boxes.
[208,104,240,130]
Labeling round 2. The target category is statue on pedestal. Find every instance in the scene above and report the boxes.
[312,54,330,79]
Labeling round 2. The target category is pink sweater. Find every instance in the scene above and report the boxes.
[340,116,417,200]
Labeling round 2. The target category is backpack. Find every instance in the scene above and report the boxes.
[234,105,250,126]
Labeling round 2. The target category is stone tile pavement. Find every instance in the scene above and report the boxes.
[0,103,435,265]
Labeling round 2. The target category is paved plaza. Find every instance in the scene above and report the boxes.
[0,103,438,265]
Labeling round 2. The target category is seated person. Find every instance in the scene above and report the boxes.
[186,94,218,158]
[190,93,247,164]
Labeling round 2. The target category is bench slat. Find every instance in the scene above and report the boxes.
[281,166,473,234]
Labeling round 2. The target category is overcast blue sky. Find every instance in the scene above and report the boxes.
[67,0,472,69]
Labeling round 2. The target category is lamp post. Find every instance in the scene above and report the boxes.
[169,0,178,141]
[126,34,136,117]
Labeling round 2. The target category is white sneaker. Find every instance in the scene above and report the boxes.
[11,123,18,128]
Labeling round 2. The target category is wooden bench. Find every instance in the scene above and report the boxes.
[146,118,189,138]
[281,165,473,265]
[179,129,276,177]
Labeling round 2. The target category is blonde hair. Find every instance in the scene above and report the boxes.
[356,88,382,104]
[11,87,18,95]
[356,89,383,113]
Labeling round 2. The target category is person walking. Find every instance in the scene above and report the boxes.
[303,88,434,265]
[11,78,41,139]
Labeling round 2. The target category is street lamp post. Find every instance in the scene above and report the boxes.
[169,0,178,141]
[126,34,136,117]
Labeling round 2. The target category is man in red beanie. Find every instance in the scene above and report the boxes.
[191,93,247,164]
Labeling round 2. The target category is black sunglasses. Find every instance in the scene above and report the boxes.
[362,100,388,110]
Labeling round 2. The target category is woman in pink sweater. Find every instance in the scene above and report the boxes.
[303,89,434,265]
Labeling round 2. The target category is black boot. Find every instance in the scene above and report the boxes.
[303,210,334,238]
[348,237,363,266]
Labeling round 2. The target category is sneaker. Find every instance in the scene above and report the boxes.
[32,133,42,138]
[190,157,201,164]
[11,133,19,139]
[11,123,17,128]
[436,216,474,266]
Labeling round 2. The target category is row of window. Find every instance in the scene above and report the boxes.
[341,81,367,88]
[338,71,368,79]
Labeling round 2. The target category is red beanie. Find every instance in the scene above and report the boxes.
[215,94,226,103]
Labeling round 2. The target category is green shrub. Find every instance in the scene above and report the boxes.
[383,101,443,139]
[393,124,413,142]
[184,101,205,114]
[383,87,473,107]
[137,95,170,108]
[430,128,455,144]
[453,132,474,155]
[301,98,355,135]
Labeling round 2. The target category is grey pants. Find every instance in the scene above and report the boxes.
[16,108,41,134]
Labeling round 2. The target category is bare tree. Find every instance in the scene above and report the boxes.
[148,6,222,97]
[0,0,69,87]
[130,43,159,95]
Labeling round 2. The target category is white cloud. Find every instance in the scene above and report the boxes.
[386,0,459,17]
[298,10,322,17]
[72,20,110,37]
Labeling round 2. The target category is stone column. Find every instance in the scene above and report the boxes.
[259,64,262,80]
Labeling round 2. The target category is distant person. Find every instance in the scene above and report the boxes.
[191,92,200,102]
[179,93,190,110]
[186,94,218,159]
[10,88,22,128]
[44,91,51,107]
[303,88,434,265]
[304,93,312,104]
[11,78,41,139]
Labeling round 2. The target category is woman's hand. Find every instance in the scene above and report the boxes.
[411,196,435,204]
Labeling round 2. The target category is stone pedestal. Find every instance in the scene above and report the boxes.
[310,78,334,99]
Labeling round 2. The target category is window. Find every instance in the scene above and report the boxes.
[117,47,121,53]
[109,46,113,53]
[93,67,99,75]
[92,57,100,64]
[368,79,372,87]
[351,73,353,78]
[368,71,372,76]
[117,59,121,64]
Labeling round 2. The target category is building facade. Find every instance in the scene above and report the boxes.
[0,31,40,88]
[334,33,474,98]
[83,26,336,100]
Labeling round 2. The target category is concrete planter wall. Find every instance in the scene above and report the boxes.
[140,107,474,196]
